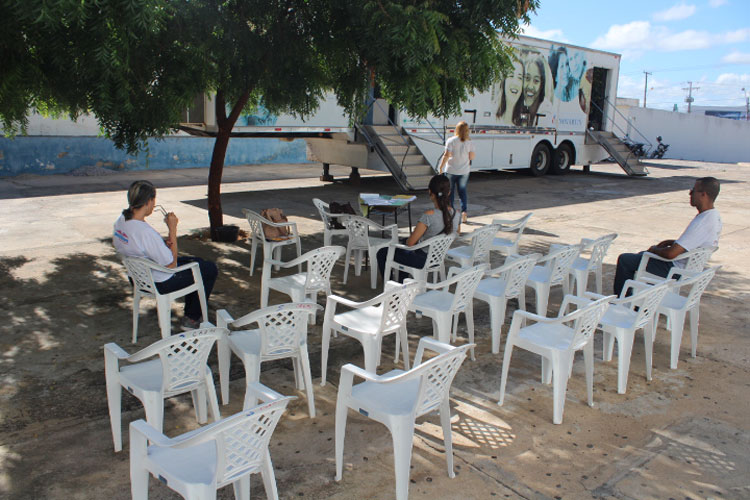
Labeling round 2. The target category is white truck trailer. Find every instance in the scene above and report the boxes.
[183,35,646,190]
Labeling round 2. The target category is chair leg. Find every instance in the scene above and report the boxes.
[603,328,615,362]
[260,449,280,500]
[342,246,352,284]
[400,326,410,370]
[218,338,232,405]
[668,311,686,369]
[362,336,382,373]
[197,288,209,324]
[439,398,456,479]
[551,352,571,425]
[205,372,221,422]
[192,387,208,424]
[141,392,165,433]
[689,307,700,358]
[320,323,332,386]
[489,299,508,354]
[334,398,349,481]
[391,422,416,500]
[249,238,258,276]
[299,347,316,418]
[534,284,549,317]
[132,290,141,344]
[129,426,150,499]
[466,308,476,360]
[295,238,302,274]
[595,267,603,295]
[541,355,552,385]
[434,316,451,344]
[156,297,172,339]
[232,476,251,500]
[106,377,123,452]
[498,342,514,406]
[616,329,634,394]
[644,320,655,381]
[583,341,595,406]
[369,249,378,289]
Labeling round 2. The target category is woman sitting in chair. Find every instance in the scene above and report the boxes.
[113,180,218,330]
[376,174,461,281]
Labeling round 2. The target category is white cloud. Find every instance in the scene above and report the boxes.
[653,3,697,22]
[722,51,750,64]
[715,73,750,85]
[520,24,568,42]
[709,0,727,7]
[592,22,750,55]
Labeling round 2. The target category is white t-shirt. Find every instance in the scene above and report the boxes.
[674,208,722,268]
[113,215,174,282]
[444,136,476,176]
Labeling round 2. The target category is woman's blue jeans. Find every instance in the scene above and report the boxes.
[448,173,469,213]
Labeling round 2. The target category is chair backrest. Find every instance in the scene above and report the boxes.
[566,296,612,350]
[681,246,717,272]
[584,233,618,270]
[412,343,471,417]
[342,215,374,250]
[468,225,499,264]
[629,280,671,329]
[449,266,486,312]
[242,209,266,241]
[312,198,335,230]
[545,244,581,285]
[493,212,532,244]
[681,266,719,311]
[499,253,541,298]
[303,246,344,294]
[155,328,223,394]
[423,234,457,271]
[255,303,319,357]
[213,397,291,485]
[122,256,158,295]
[379,280,421,333]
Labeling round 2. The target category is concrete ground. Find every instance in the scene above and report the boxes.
[0,159,748,500]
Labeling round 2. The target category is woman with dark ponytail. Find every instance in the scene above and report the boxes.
[113,180,218,331]
[376,174,461,280]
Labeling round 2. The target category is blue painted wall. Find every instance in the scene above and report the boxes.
[0,136,311,176]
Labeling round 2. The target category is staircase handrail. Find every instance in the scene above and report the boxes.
[591,97,653,153]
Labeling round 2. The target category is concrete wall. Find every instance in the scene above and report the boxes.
[0,135,311,176]
[613,106,750,163]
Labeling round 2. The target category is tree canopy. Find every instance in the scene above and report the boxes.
[1,0,537,234]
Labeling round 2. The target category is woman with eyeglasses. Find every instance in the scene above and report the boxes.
[113,180,218,331]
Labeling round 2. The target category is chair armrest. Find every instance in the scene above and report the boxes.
[130,419,174,447]
[216,309,235,329]
[559,294,596,316]
[104,342,130,360]
[511,309,553,324]
[414,337,456,365]
[491,219,524,231]
[244,381,289,406]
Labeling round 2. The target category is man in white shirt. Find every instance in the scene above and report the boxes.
[613,177,721,296]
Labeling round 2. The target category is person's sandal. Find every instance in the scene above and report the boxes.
[181,316,201,331]
[462,212,468,223]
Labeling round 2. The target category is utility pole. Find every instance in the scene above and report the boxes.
[643,71,651,108]
[683,81,699,113]
[743,88,749,121]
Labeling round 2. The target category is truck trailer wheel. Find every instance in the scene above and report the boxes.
[529,143,551,176]
[551,143,574,175]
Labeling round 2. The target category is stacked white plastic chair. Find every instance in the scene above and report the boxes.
[335,338,473,500]
[217,303,321,418]
[383,233,455,286]
[130,383,291,500]
[444,224,498,269]
[260,246,344,324]
[406,265,485,360]
[498,295,613,424]
[122,256,208,342]
[313,198,350,246]
[105,326,224,452]
[569,233,617,295]
[525,243,581,316]
[639,266,720,369]
[634,245,716,283]
[591,279,671,393]
[341,215,398,289]
[243,208,302,277]
[490,212,533,259]
[473,253,541,353]
[321,280,420,385]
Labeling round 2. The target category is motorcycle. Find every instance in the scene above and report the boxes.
[622,136,646,158]
[649,136,670,159]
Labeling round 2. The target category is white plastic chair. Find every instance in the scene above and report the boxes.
[105,327,224,452]
[122,256,209,342]
[130,383,291,500]
[341,215,398,289]
[406,265,486,360]
[635,245,716,284]
[260,246,344,324]
[570,233,617,295]
[243,209,302,277]
[498,294,613,424]
[490,212,533,259]
[473,253,541,354]
[646,266,720,369]
[313,198,350,246]
[335,338,473,500]
[320,280,421,386]
[444,224,498,269]
[589,279,671,393]
[216,303,322,417]
[383,233,456,287]
[525,244,582,316]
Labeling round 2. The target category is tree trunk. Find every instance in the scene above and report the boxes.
[207,88,251,240]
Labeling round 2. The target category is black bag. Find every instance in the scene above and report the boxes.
[328,201,356,229]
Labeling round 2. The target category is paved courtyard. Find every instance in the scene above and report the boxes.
[0,159,748,499]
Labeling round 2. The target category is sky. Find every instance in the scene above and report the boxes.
[521,0,750,112]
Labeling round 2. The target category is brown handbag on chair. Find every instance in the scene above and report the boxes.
[260,208,291,241]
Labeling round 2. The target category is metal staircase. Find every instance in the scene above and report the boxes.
[587,130,647,176]
[358,124,435,191]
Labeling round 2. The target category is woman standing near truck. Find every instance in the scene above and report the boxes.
[438,121,476,223]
